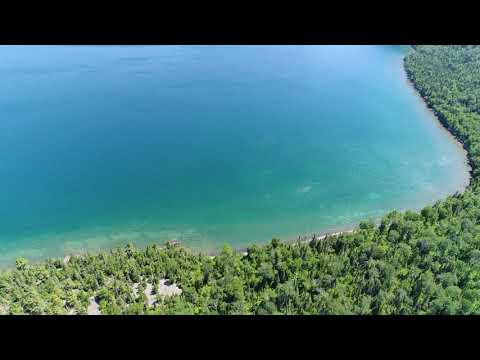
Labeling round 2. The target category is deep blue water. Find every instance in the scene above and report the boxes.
[0,45,469,266]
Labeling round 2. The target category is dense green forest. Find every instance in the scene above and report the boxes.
[2,45,480,315]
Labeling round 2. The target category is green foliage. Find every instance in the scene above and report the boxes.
[2,45,480,315]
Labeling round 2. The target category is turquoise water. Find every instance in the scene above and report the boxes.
[0,45,469,266]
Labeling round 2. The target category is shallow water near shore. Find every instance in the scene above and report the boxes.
[0,45,470,267]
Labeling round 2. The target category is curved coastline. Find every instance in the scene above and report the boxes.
[5,45,480,315]
[263,50,474,252]
[403,57,474,189]
[0,46,473,269]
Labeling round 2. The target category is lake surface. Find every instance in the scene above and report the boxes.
[0,45,469,266]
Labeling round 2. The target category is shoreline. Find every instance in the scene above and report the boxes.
[204,227,358,257]
[0,48,474,270]
[173,53,476,258]
[402,57,474,190]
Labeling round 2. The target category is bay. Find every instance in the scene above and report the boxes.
[0,45,469,266]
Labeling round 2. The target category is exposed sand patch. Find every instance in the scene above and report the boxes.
[132,283,139,298]
[87,296,100,315]
[158,279,182,297]
[0,304,8,315]
[144,283,155,307]
[131,278,182,308]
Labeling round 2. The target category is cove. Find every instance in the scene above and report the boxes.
[0,45,470,267]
